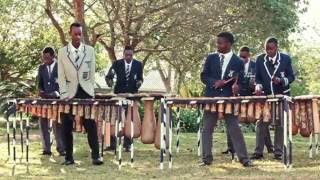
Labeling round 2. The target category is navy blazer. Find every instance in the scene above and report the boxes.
[255,52,295,95]
[37,62,59,98]
[240,60,256,96]
[200,53,244,97]
[106,59,143,94]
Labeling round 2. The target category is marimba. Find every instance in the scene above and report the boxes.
[5,94,320,170]
[293,95,320,158]
[159,95,294,169]
[4,93,170,169]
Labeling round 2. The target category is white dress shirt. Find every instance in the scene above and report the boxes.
[220,51,233,79]
[68,42,83,67]
[269,52,277,64]
[244,61,250,75]
[47,60,56,79]
[255,52,279,91]
[125,59,133,74]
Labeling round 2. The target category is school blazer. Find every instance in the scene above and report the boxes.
[57,44,95,99]
[255,52,295,95]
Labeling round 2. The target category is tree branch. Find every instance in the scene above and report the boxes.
[44,0,68,45]
[99,39,117,62]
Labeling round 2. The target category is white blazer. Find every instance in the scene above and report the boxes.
[57,43,95,99]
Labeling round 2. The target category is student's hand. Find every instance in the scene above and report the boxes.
[232,83,239,96]
[272,77,281,85]
[214,80,225,88]
[106,78,113,87]
[136,80,142,89]
[53,91,60,98]
[255,84,263,95]
[249,78,255,90]
[255,89,263,96]
[38,91,45,98]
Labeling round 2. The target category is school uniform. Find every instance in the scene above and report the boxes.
[253,52,295,158]
[105,59,143,150]
[38,60,64,155]
[58,42,101,163]
[200,51,250,165]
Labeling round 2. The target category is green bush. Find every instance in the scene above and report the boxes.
[172,108,199,133]
[171,108,256,133]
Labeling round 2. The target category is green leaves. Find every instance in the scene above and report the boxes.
[0,80,35,114]
[291,46,320,95]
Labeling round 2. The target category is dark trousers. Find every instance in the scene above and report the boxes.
[62,86,100,161]
[254,120,282,156]
[39,118,64,153]
[226,124,273,153]
[202,111,249,164]
[110,105,131,149]
[264,127,274,152]
[226,130,235,153]
[110,136,131,149]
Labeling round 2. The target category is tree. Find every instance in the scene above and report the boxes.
[0,0,307,96]
[290,44,320,95]
[151,0,304,94]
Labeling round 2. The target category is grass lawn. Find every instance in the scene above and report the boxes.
[1,123,320,179]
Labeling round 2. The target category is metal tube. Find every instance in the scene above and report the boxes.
[196,104,201,156]
[167,104,173,168]
[160,99,165,170]
[283,101,288,167]
[118,101,123,170]
[176,107,181,153]
[13,114,17,163]
[288,101,293,168]
[130,101,134,167]
[20,112,24,153]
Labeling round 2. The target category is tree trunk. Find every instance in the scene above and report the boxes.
[73,0,90,44]
[174,71,183,95]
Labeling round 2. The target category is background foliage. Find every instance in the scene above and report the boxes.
[0,0,318,113]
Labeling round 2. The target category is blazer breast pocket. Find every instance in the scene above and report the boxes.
[82,71,91,81]
[82,60,92,81]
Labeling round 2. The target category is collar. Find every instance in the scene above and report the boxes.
[68,42,83,53]
[268,52,278,63]
[219,51,233,59]
[51,59,57,67]
[124,59,133,66]
[46,59,56,67]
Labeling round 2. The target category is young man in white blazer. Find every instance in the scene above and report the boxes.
[58,22,103,165]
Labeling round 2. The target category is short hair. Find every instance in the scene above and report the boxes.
[69,22,82,31]
[217,32,235,44]
[42,47,55,56]
[265,37,278,46]
[124,45,134,51]
[240,46,250,53]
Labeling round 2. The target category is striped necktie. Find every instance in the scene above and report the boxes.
[220,54,225,71]
[125,64,130,81]
[220,54,225,79]
[75,50,80,68]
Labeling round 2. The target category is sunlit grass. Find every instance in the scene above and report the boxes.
[1,126,320,179]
